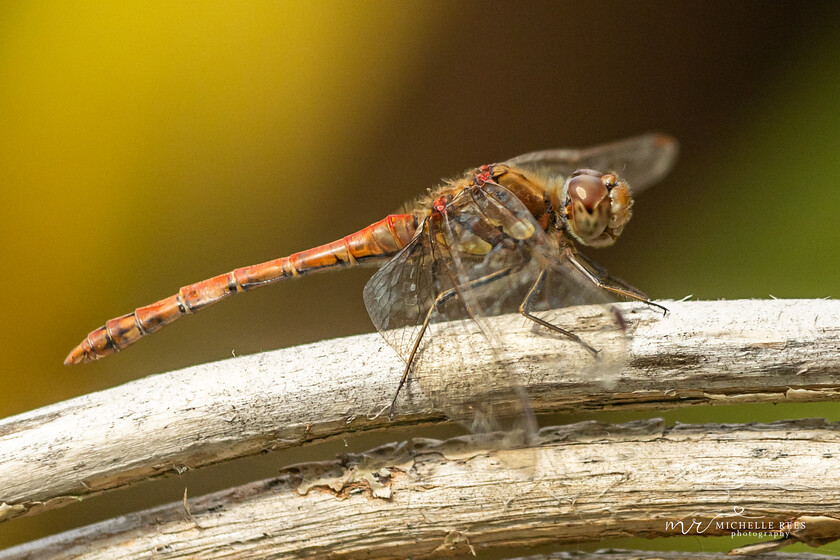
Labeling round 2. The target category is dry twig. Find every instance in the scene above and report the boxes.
[2,419,840,558]
[0,298,838,556]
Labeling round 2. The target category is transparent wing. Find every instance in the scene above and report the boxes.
[364,179,629,450]
[420,182,549,442]
[504,133,678,194]
[363,222,438,367]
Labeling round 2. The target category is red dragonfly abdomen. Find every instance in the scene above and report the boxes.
[64,214,418,365]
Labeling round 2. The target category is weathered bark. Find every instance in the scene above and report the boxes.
[0,299,838,526]
[2,419,839,559]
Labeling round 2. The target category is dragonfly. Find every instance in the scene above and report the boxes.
[65,133,678,439]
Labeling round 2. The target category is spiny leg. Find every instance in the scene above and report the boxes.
[518,268,599,357]
[389,265,517,418]
[568,250,669,316]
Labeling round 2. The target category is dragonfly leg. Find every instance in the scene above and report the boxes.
[566,250,669,316]
[389,265,517,419]
[518,269,599,357]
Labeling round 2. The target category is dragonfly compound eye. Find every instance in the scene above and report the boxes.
[566,173,610,244]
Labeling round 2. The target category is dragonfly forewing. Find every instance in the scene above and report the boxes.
[504,133,678,195]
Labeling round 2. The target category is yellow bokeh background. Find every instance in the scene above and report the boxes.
[1,1,839,553]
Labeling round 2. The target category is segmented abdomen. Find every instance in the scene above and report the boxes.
[64,214,418,364]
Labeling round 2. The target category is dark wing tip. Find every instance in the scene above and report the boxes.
[639,132,680,187]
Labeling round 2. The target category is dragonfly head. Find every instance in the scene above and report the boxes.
[562,169,633,247]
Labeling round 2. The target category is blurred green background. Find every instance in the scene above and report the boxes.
[2,0,839,553]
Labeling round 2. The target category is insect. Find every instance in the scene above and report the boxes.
[66,134,677,437]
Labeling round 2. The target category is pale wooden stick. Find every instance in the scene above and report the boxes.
[0,299,838,523]
[2,418,840,559]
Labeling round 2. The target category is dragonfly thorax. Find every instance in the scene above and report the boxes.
[562,169,633,248]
